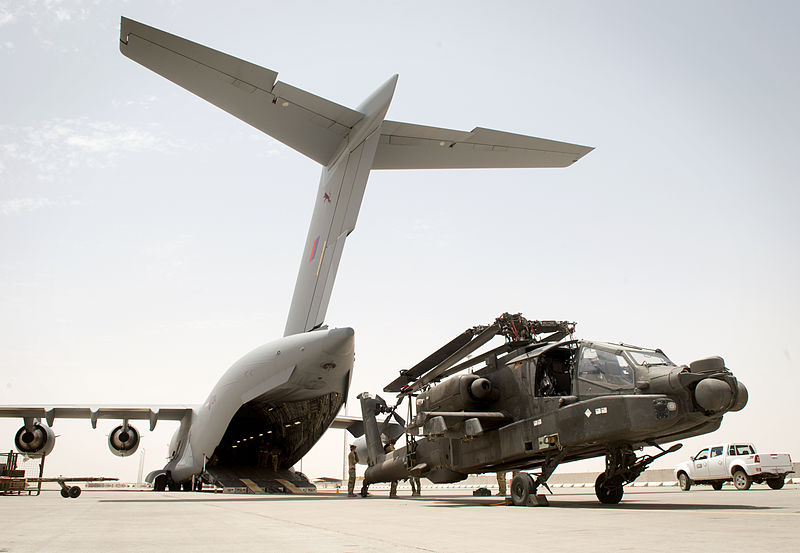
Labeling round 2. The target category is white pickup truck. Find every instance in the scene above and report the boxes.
[675,443,793,491]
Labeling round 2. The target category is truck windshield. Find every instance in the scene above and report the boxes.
[626,350,673,367]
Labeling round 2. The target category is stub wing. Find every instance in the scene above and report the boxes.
[0,405,193,430]
[374,120,593,169]
[119,17,363,166]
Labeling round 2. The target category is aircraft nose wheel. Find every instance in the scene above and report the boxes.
[595,474,624,504]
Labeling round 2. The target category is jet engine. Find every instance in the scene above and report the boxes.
[108,424,141,457]
[14,422,56,458]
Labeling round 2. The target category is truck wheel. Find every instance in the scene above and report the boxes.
[767,477,785,490]
[711,482,723,491]
[678,473,692,491]
[732,470,752,490]
[510,473,533,506]
[595,474,624,504]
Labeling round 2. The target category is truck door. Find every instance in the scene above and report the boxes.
[708,446,726,478]
[692,448,710,480]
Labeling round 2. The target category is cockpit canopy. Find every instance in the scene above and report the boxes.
[576,343,674,397]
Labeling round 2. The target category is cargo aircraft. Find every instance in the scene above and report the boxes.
[0,18,591,491]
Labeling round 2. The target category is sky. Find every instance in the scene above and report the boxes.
[1,0,798,483]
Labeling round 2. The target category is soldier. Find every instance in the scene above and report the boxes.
[347,444,359,496]
[384,439,398,498]
[410,475,421,496]
[496,470,520,496]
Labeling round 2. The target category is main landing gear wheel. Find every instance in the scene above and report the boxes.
[711,482,723,491]
[678,473,692,491]
[732,470,752,490]
[60,488,70,498]
[595,474,624,504]
[68,486,81,499]
[181,481,192,491]
[167,480,181,492]
[153,474,167,492]
[767,477,785,490]
[510,473,535,506]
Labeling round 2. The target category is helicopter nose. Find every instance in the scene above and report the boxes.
[694,378,733,411]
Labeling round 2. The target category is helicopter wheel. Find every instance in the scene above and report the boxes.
[595,473,624,504]
[510,473,535,506]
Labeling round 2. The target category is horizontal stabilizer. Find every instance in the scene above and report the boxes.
[119,17,363,165]
[374,120,593,169]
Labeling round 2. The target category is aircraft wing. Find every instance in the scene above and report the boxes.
[330,414,363,437]
[373,120,593,169]
[119,17,363,166]
[0,405,194,430]
[330,414,405,440]
[27,477,119,483]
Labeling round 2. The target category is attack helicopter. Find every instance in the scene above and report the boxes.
[353,313,748,505]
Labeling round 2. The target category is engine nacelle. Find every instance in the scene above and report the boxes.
[15,423,56,458]
[108,424,140,457]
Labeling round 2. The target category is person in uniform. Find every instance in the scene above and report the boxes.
[410,476,421,496]
[347,444,359,497]
[496,470,520,496]
[384,439,398,498]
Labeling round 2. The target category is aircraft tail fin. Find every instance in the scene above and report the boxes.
[119,17,591,338]
[119,17,363,165]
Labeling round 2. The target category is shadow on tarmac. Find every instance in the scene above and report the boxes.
[98,490,776,511]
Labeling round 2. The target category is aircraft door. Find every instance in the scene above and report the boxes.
[692,448,710,479]
[708,446,726,478]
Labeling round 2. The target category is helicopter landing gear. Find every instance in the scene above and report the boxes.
[508,451,568,507]
[595,473,624,504]
[596,443,683,504]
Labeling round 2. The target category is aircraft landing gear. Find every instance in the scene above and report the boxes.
[153,474,167,491]
[509,451,567,506]
[595,473,624,504]
[596,443,682,504]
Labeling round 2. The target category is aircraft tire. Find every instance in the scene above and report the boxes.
[767,477,785,490]
[711,481,723,491]
[181,481,192,492]
[194,480,203,492]
[732,470,752,490]
[69,486,82,499]
[167,480,181,492]
[510,473,533,506]
[678,472,692,491]
[60,488,70,498]
[595,474,624,504]
[153,474,167,492]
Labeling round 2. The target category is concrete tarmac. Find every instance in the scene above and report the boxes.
[1,485,797,552]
